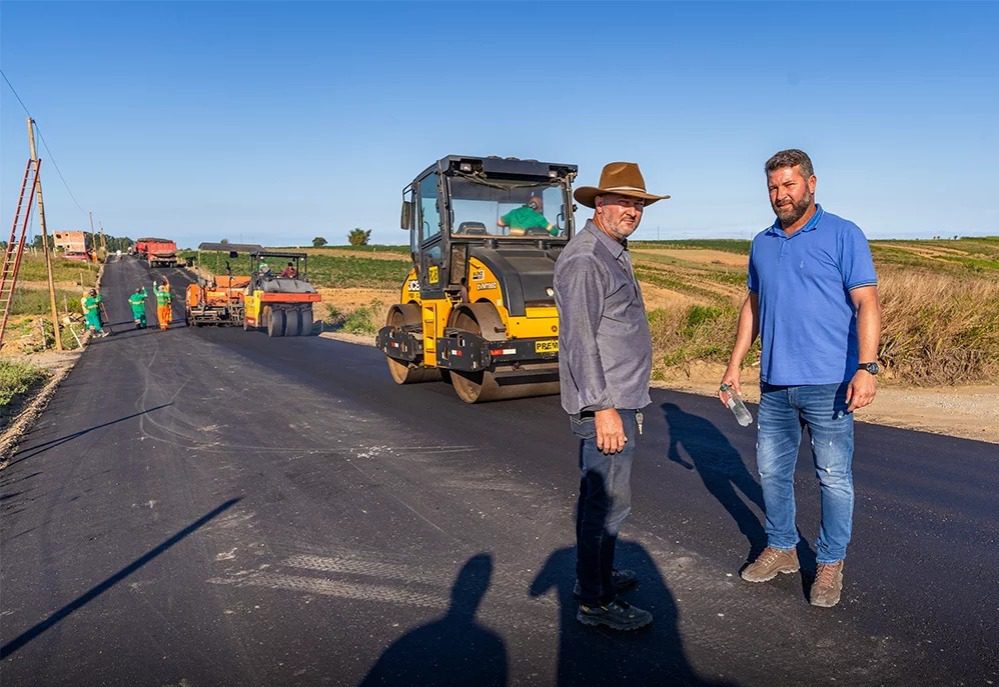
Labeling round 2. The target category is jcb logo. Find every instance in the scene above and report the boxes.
[428,266,440,284]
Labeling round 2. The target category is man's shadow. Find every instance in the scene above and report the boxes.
[531,541,733,687]
[359,554,507,687]
[662,402,768,560]
[662,402,817,593]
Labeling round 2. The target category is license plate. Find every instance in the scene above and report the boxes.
[535,339,558,353]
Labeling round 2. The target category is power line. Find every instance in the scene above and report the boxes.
[33,123,88,216]
[0,70,32,117]
[1,69,90,219]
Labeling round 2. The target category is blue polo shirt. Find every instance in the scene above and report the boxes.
[748,205,877,386]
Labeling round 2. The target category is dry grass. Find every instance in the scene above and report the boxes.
[644,262,999,386]
[648,304,746,381]
[878,267,999,385]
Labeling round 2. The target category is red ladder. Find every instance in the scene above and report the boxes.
[0,159,42,350]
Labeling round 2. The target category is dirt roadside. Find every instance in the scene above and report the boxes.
[654,361,999,444]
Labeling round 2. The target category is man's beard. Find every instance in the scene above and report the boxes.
[604,216,640,239]
[774,193,812,226]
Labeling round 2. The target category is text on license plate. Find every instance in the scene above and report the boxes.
[535,340,559,353]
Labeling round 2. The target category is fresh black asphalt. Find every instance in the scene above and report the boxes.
[1,257,996,686]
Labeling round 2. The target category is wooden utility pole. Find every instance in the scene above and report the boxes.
[26,118,63,351]
[87,211,95,271]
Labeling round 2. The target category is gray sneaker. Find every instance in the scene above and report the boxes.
[576,599,652,631]
[741,547,800,582]
[810,561,845,608]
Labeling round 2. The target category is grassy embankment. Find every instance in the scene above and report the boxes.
[200,239,998,386]
[0,359,49,412]
[629,237,999,385]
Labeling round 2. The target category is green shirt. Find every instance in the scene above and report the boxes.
[155,290,172,306]
[82,294,102,314]
[128,292,147,308]
[500,206,551,230]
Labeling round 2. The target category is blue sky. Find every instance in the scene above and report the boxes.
[2,1,996,248]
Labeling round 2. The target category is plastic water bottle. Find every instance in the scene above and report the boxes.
[720,383,753,427]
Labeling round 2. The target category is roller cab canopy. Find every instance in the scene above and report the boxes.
[197,242,264,255]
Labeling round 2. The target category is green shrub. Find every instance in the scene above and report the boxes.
[0,359,48,406]
[324,300,384,335]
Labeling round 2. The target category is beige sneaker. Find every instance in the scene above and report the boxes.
[740,547,800,582]
[810,561,845,608]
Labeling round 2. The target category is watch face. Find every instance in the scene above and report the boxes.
[862,362,880,375]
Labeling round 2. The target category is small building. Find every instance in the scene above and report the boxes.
[54,230,87,253]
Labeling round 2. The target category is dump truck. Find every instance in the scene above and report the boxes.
[376,155,577,403]
[136,237,178,268]
[242,251,321,337]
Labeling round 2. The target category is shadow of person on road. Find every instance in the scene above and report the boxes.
[662,402,767,561]
[359,553,507,687]
[531,540,734,687]
[661,403,819,597]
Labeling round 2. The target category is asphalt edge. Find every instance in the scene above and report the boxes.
[0,261,105,469]
[0,359,77,468]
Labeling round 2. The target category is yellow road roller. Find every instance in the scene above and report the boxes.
[376,155,577,402]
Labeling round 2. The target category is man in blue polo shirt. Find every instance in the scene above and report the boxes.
[720,149,881,608]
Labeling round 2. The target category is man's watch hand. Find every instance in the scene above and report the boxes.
[857,362,880,375]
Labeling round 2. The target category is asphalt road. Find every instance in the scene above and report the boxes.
[1,257,996,686]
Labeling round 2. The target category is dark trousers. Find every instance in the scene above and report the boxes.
[572,409,637,607]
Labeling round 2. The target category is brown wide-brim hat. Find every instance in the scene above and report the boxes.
[574,161,670,209]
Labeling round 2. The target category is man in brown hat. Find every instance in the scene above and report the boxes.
[553,161,669,631]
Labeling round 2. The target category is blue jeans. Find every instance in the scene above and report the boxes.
[757,383,854,564]
[572,409,638,606]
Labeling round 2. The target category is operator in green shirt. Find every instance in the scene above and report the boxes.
[498,194,558,236]
[128,287,148,329]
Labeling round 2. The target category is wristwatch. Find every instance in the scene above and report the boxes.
[858,362,880,375]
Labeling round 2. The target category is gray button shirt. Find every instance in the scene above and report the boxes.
[554,220,652,414]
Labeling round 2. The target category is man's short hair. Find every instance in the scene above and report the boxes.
[765,149,814,178]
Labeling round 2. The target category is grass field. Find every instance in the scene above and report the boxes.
[9,286,84,316]
[204,236,999,386]
[15,255,99,287]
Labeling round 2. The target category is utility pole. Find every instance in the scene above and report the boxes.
[88,211,96,271]
[26,118,63,351]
